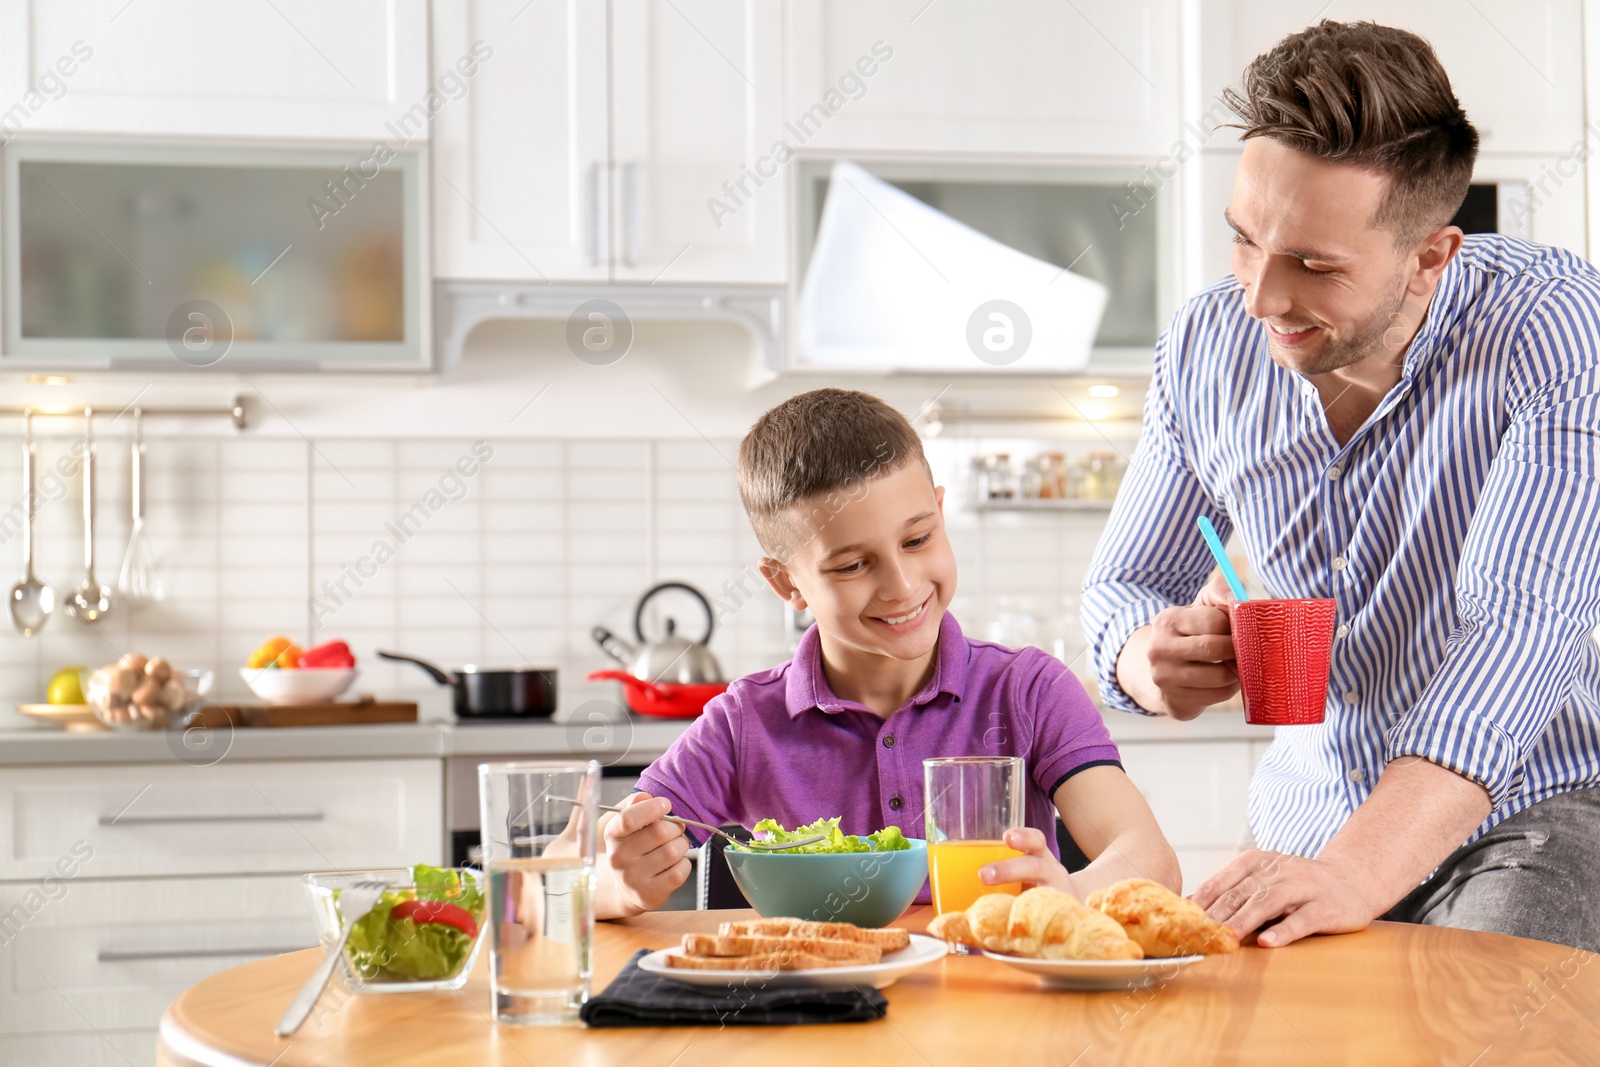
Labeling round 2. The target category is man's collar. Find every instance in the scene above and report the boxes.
[784,611,968,717]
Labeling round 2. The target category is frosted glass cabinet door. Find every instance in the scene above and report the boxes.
[0,0,427,141]
[431,0,611,281]
[610,0,787,283]
[4,142,427,370]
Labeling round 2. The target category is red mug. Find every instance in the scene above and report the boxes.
[1228,599,1337,726]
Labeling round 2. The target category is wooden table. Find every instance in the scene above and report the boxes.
[158,907,1598,1067]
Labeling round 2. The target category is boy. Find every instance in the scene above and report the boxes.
[594,388,1180,919]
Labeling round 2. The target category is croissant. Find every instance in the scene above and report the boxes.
[926,887,1143,961]
[1086,877,1241,958]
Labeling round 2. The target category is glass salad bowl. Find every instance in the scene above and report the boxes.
[303,865,487,993]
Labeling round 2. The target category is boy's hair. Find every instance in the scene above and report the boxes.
[738,388,927,560]
[1223,19,1478,247]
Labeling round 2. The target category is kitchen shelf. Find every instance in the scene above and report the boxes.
[970,497,1115,512]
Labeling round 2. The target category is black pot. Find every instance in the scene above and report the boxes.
[377,651,557,720]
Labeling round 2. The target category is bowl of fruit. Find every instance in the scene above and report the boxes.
[240,636,358,705]
[303,865,486,992]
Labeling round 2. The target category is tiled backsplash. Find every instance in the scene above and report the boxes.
[0,431,1117,727]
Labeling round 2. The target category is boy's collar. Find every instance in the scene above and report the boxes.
[785,612,969,718]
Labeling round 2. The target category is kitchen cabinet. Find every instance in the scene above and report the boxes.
[0,0,428,141]
[784,0,1183,158]
[0,759,443,880]
[0,755,441,1062]
[430,0,609,281]
[1198,0,1585,157]
[0,875,312,1038]
[432,0,785,284]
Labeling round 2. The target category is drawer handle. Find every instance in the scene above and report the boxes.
[98,812,325,826]
[98,946,309,963]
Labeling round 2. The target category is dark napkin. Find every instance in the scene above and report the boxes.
[579,949,889,1027]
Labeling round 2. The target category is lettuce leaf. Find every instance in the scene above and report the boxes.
[733,816,911,854]
[338,867,485,982]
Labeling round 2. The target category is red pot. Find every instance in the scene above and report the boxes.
[588,670,727,719]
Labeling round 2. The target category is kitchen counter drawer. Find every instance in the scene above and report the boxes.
[0,874,314,1035]
[0,759,443,881]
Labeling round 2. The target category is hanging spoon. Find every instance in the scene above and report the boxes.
[8,410,57,636]
[66,408,111,623]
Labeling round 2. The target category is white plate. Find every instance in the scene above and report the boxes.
[981,950,1207,990]
[640,933,948,990]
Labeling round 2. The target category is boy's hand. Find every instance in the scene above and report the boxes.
[977,827,1080,898]
[596,792,692,918]
[1117,570,1240,720]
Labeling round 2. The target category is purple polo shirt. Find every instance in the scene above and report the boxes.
[635,612,1121,904]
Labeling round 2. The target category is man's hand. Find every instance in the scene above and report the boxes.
[1116,570,1240,719]
[594,792,692,920]
[1192,849,1379,947]
[976,827,1080,897]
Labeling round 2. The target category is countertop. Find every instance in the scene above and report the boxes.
[0,707,1267,766]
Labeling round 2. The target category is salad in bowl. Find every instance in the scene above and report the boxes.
[303,865,486,992]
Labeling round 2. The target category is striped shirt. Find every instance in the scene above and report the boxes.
[1082,234,1600,859]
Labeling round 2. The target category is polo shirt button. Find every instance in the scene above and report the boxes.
[1335,623,1350,639]
[889,796,903,810]
[883,735,895,749]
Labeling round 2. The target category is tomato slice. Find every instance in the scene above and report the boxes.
[390,899,479,939]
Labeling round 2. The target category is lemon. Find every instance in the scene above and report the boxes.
[47,667,86,706]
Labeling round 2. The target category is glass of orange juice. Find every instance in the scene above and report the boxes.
[923,756,1026,916]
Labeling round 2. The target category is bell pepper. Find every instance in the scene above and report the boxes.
[247,636,292,669]
[389,899,478,939]
[274,643,304,669]
[299,640,356,669]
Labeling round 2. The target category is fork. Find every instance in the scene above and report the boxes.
[276,878,389,1037]
[549,796,828,850]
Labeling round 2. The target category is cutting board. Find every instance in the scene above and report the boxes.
[188,698,418,729]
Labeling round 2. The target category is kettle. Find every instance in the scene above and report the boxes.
[593,581,724,685]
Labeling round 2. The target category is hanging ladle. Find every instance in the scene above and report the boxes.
[66,408,111,623]
[8,410,57,636]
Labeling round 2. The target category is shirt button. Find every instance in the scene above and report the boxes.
[888,796,903,811]
[1302,383,1315,397]
[1332,555,1347,571]
[1343,689,1359,703]
[1335,623,1350,639]
[1348,767,1365,783]
[1327,466,1342,481]
[883,735,895,749]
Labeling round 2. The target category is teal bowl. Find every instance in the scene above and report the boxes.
[723,838,928,928]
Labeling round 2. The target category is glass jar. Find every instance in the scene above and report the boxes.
[1088,451,1123,500]
[1036,452,1068,500]
[982,453,1015,500]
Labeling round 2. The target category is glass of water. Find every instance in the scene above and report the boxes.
[478,760,601,1025]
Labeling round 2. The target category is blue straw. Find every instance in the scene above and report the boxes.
[1196,516,1249,602]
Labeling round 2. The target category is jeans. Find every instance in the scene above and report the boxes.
[1381,786,1600,952]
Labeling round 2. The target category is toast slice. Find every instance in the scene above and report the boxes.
[665,949,853,971]
[717,918,912,952]
[682,933,881,963]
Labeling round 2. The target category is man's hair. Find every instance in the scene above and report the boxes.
[738,388,926,560]
[1223,20,1479,246]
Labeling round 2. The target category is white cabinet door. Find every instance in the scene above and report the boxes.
[1118,741,1254,894]
[610,0,787,283]
[0,0,427,141]
[431,0,610,281]
[785,0,1182,157]
[1199,1,1584,156]
[0,875,312,1034]
[0,759,443,880]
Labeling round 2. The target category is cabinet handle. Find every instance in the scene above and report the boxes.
[587,161,601,267]
[98,812,325,826]
[622,162,638,268]
[98,946,309,963]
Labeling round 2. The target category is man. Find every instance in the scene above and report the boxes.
[1083,19,1600,952]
